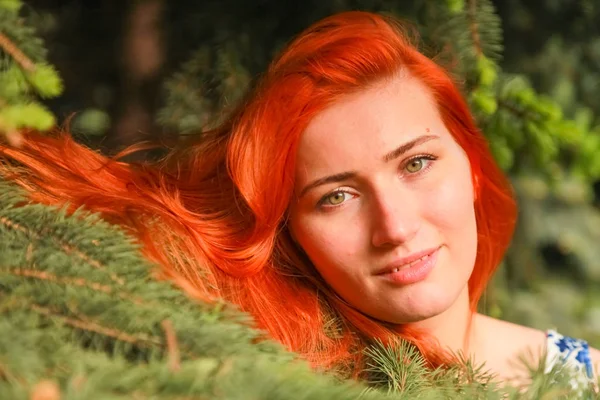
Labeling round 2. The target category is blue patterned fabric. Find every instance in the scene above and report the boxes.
[545,330,597,395]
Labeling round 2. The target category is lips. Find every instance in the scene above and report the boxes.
[375,246,441,276]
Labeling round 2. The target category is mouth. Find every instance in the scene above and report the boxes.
[375,246,441,276]
[374,246,441,285]
[388,253,433,273]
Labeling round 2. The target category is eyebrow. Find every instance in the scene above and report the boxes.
[298,134,439,198]
[382,134,438,163]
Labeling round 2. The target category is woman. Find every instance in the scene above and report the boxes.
[1,10,597,387]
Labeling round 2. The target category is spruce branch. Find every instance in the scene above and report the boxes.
[4,268,142,304]
[161,320,181,372]
[0,214,30,235]
[0,6,63,141]
[29,303,163,347]
[0,213,127,286]
[0,361,18,383]
[466,0,483,57]
[447,352,496,390]
[363,340,431,394]
[497,98,529,120]
[0,31,34,72]
[1,142,597,399]
[52,237,127,286]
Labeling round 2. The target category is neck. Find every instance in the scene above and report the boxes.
[407,286,475,359]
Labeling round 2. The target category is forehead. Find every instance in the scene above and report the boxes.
[296,73,448,173]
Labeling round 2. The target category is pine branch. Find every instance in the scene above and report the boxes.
[156,38,251,134]
[364,340,431,394]
[0,213,128,285]
[1,2,599,397]
[0,131,597,399]
[466,0,483,57]
[5,268,140,303]
[0,2,63,142]
[0,31,34,72]
[0,178,398,399]
[161,319,181,372]
[29,303,164,348]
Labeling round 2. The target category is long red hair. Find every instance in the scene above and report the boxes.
[0,11,516,376]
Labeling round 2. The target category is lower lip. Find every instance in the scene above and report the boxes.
[378,248,439,285]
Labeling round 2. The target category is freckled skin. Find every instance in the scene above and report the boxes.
[288,73,478,325]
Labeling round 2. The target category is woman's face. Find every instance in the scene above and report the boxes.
[288,73,478,324]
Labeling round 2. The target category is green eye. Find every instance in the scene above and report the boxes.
[326,191,347,205]
[317,190,354,209]
[406,158,424,173]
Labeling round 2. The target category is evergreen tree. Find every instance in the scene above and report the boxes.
[487,0,600,342]
[1,0,600,397]
[0,0,62,145]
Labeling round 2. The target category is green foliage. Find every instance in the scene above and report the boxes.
[0,65,28,99]
[2,0,600,397]
[0,102,54,130]
[418,0,600,184]
[27,62,63,98]
[1,177,598,399]
[0,0,21,12]
[156,0,600,186]
[364,340,433,393]
[0,179,371,399]
[497,0,600,121]
[0,0,63,140]
[157,45,252,134]
[445,0,465,15]
[71,108,111,137]
[156,26,256,133]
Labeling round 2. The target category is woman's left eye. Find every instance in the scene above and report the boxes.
[403,155,436,174]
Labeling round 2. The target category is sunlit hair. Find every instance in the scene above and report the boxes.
[0,11,516,375]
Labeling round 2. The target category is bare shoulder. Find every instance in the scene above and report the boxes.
[473,313,546,380]
[475,314,600,380]
[475,313,546,348]
[590,346,600,371]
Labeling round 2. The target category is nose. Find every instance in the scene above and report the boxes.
[370,187,421,248]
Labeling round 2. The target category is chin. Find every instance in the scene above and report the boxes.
[382,307,447,324]
[375,289,460,325]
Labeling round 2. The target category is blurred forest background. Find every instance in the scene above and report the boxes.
[3,0,600,346]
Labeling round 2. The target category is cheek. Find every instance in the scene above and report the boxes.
[424,151,475,225]
[424,166,478,267]
[290,214,365,278]
[429,179,474,228]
